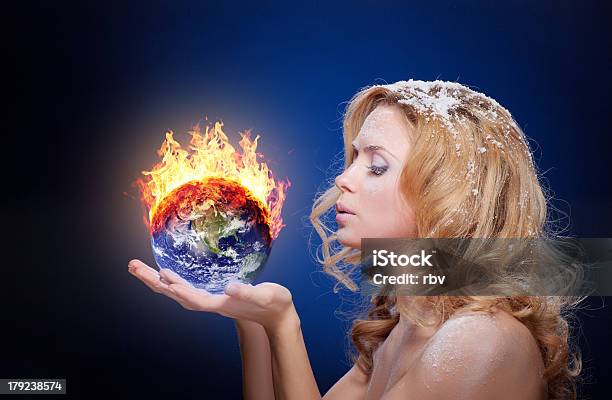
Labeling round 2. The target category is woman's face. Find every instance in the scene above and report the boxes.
[335,104,417,249]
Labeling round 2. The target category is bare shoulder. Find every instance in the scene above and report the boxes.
[323,360,369,400]
[391,309,547,400]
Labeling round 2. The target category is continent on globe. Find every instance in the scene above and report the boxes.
[150,177,273,294]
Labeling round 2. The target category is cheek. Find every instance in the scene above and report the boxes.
[361,180,394,224]
[362,179,415,236]
[362,176,385,195]
[362,176,395,207]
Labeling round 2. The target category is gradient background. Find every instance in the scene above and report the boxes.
[3,1,611,398]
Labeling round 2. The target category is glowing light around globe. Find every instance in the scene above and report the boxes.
[136,122,290,293]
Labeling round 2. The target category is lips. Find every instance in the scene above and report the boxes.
[335,202,356,215]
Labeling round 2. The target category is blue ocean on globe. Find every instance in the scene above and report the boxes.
[150,179,273,294]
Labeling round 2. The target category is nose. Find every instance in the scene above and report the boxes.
[335,166,356,193]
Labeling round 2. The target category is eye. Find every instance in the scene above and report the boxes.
[368,165,388,176]
[368,153,388,176]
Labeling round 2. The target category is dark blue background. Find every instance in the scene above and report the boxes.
[2,1,611,398]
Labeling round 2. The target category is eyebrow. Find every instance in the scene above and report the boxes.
[351,142,399,160]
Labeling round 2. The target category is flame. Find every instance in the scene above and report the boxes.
[136,121,291,240]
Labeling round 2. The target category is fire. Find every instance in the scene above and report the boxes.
[136,121,291,240]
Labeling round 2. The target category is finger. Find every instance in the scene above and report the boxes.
[132,267,166,293]
[162,287,197,310]
[225,282,273,307]
[128,260,174,295]
[169,283,273,320]
[128,261,204,310]
[131,268,194,309]
[128,259,152,273]
[128,259,159,284]
[129,261,180,293]
[159,268,192,287]
[170,284,231,312]
[224,282,253,300]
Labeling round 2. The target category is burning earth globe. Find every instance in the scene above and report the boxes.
[136,121,290,294]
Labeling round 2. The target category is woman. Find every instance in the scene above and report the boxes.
[128,80,581,399]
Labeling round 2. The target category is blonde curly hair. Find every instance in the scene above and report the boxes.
[310,80,582,400]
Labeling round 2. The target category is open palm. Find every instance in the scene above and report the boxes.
[128,259,295,331]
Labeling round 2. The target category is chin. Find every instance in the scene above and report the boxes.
[337,229,361,249]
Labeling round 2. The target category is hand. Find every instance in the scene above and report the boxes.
[127,259,298,333]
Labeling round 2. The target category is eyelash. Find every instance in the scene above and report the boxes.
[353,150,388,176]
[368,165,388,176]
